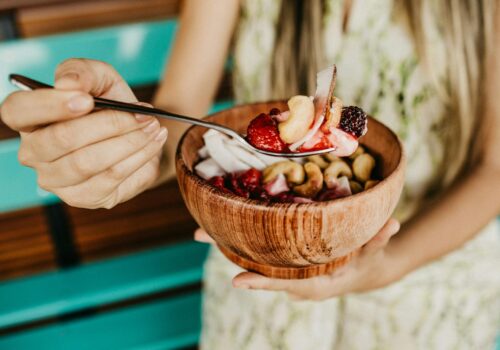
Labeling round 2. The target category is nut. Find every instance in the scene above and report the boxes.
[323,97,343,129]
[307,155,330,169]
[364,180,380,190]
[263,161,305,184]
[352,153,375,183]
[324,153,340,162]
[324,160,353,188]
[349,180,363,194]
[278,95,315,143]
[349,145,365,160]
[293,162,323,198]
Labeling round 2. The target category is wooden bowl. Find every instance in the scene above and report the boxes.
[176,101,406,279]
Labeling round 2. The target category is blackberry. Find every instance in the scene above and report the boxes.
[339,106,367,138]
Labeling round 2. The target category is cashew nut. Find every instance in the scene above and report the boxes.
[349,145,365,160]
[349,180,363,194]
[307,155,330,169]
[278,95,315,143]
[324,153,340,162]
[364,180,380,190]
[263,160,305,184]
[293,162,324,198]
[353,153,376,183]
[324,160,353,188]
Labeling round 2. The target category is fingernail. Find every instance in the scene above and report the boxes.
[155,127,168,142]
[235,283,250,289]
[135,114,153,122]
[56,73,79,89]
[142,120,159,134]
[68,94,92,112]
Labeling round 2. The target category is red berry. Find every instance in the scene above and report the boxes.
[238,168,262,192]
[269,108,281,116]
[271,192,296,203]
[246,113,288,153]
[226,174,250,198]
[208,176,229,192]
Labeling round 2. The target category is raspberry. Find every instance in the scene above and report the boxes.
[238,168,262,192]
[246,113,289,153]
[208,176,229,193]
[339,106,367,138]
[225,174,250,198]
[271,192,296,203]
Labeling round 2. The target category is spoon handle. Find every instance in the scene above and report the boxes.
[8,74,241,139]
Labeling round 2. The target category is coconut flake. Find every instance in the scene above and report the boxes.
[194,158,225,180]
[263,173,289,196]
[203,132,249,173]
[224,142,267,170]
[198,146,209,159]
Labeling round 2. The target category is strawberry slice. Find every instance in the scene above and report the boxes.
[246,113,289,153]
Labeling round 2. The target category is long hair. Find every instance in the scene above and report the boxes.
[271,0,497,188]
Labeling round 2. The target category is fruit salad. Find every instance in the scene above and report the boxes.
[195,130,380,203]
[246,65,368,155]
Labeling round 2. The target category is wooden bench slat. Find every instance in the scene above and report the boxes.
[17,0,180,38]
[0,241,208,329]
[0,292,201,350]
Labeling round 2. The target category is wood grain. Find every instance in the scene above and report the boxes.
[176,101,406,279]
[16,0,180,38]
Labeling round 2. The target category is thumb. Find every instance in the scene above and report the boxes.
[362,219,400,256]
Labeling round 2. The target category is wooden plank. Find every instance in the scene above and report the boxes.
[16,0,180,38]
[0,207,56,281]
[0,292,201,350]
[0,0,77,12]
[0,241,208,329]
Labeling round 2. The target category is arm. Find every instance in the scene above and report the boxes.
[153,0,240,181]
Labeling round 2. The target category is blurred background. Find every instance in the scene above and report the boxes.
[0,1,233,349]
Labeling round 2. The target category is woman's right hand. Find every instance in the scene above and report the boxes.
[0,58,168,209]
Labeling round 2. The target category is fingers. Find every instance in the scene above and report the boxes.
[362,218,400,255]
[23,109,155,163]
[194,229,216,244]
[232,272,302,293]
[38,121,165,188]
[1,89,93,132]
[55,58,136,101]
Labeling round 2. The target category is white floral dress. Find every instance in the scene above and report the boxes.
[201,1,500,349]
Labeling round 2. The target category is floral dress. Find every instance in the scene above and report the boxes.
[201,1,500,349]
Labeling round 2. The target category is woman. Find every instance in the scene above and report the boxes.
[1,0,499,349]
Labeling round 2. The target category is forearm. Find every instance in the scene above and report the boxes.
[152,0,239,182]
[388,164,500,279]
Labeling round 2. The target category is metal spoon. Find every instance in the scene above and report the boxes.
[9,74,336,158]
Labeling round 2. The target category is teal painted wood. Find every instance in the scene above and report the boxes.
[0,241,208,329]
[0,20,178,102]
[0,138,59,212]
[0,292,201,350]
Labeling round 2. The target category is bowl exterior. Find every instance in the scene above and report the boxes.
[176,101,406,269]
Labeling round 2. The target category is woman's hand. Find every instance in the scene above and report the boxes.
[0,58,168,209]
[194,219,401,301]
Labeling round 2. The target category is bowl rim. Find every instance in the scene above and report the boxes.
[176,101,406,209]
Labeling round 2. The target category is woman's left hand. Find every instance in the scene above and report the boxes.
[194,218,402,301]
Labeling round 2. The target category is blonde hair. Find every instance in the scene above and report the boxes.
[272,0,497,187]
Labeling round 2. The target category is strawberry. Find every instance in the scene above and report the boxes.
[226,174,250,198]
[246,113,289,153]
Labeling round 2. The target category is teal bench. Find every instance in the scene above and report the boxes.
[0,19,232,349]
